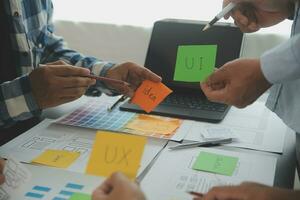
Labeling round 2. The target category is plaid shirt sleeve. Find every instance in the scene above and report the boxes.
[0,76,41,128]
[41,2,117,97]
[0,0,118,128]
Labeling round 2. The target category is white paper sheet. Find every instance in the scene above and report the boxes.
[0,157,31,200]
[182,101,289,153]
[10,164,104,199]
[0,119,167,176]
[141,142,277,200]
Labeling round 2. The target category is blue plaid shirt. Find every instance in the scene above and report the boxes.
[1,0,115,128]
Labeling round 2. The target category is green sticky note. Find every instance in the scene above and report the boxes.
[192,151,238,176]
[173,45,217,82]
[69,192,91,200]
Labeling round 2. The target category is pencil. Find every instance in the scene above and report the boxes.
[202,2,236,31]
[107,95,128,112]
[187,191,204,197]
[86,74,128,85]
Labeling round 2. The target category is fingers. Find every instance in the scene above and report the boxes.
[200,67,229,104]
[200,83,228,104]
[0,159,5,185]
[44,60,70,66]
[92,178,113,200]
[49,65,91,77]
[203,185,245,200]
[223,1,260,33]
[57,76,96,88]
[139,67,162,83]
[61,87,90,98]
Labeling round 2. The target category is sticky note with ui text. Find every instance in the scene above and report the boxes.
[31,149,80,168]
[192,151,238,176]
[86,131,147,179]
[131,80,172,113]
[173,45,217,82]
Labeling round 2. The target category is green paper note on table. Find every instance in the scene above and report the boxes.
[69,192,91,200]
[192,151,238,176]
[173,45,217,82]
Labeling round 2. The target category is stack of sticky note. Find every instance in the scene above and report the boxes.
[126,114,181,135]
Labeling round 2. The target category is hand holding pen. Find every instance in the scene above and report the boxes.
[102,62,162,97]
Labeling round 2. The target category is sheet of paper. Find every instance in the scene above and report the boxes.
[125,114,181,135]
[69,192,91,200]
[9,164,104,199]
[141,142,277,200]
[32,149,80,168]
[173,45,217,82]
[131,80,173,113]
[192,151,238,176]
[0,119,168,176]
[86,131,147,179]
[183,101,289,153]
[0,157,31,200]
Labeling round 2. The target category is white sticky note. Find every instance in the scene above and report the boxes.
[202,128,236,139]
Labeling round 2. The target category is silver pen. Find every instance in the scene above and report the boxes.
[203,2,237,31]
[169,138,233,150]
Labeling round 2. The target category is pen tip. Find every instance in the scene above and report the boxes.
[202,24,210,32]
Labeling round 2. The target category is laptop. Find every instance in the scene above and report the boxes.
[120,19,244,123]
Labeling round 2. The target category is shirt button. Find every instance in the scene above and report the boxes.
[14,11,20,17]
[22,52,28,57]
[38,43,43,48]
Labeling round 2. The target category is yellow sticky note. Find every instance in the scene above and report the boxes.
[126,114,181,135]
[32,149,80,168]
[86,131,147,179]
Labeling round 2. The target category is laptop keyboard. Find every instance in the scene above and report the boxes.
[161,93,228,112]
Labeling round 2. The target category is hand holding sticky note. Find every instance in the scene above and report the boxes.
[131,80,172,113]
[86,131,147,179]
[192,151,238,176]
[32,149,80,168]
[173,45,217,82]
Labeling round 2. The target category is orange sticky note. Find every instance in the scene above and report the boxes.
[32,149,80,168]
[86,131,147,179]
[131,80,172,113]
[126,114,181,135]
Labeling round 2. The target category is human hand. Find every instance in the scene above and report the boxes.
[193,182,300,200]
[92,172,146,200]
[29,61,96,109]
[223,0,294,32]
[105,62,162,97]
[0,159,5,185]
[200,59,271,108]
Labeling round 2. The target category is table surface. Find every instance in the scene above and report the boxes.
[42,95,297,189]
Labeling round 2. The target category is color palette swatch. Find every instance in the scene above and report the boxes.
[56,100,135,131]
[56,99,180,139]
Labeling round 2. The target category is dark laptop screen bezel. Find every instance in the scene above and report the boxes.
[144,19,244,94]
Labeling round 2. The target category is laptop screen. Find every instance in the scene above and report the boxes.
[144,19,244,93]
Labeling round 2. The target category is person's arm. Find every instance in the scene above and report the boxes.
[196,182,300,200]
[261,33,300,84]
[0,75,41,128]
[40,2,116,96]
